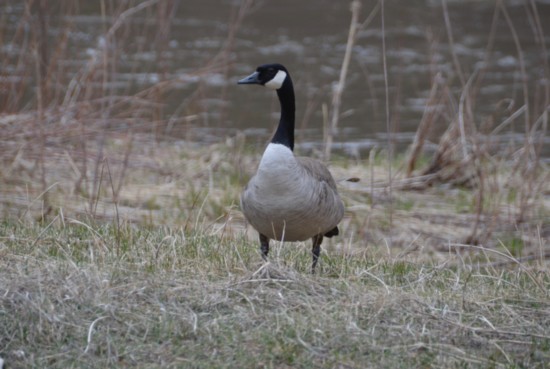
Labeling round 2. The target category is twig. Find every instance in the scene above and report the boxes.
[499,1,530,130]
[105,0,160,40]
[442,0,465,87]
[83,316,108,354]
[457,69,478,161]
[490,105,526,136]
[105,158,121,253]
[380,0,393,247]
[324,0,361,161]
[406,73,444,177]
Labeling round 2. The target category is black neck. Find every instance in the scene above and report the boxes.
[271,77,295,151]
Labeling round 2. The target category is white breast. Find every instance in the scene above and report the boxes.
[258,143,295,171]
[252,143,300,197]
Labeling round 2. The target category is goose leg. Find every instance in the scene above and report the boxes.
[311,234,324,273]
[259,233,270,261]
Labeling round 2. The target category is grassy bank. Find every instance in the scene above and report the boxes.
[1,220,549,368]
[1,1,549,367]
[1,120,548,368]
[1,82,548,369]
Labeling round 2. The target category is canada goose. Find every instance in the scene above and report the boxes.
[238,63,344,273]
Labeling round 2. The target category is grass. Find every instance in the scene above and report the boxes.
[1,0,549,367]
[1,220,549,368]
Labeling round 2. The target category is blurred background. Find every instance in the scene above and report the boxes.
[2,0,549,157]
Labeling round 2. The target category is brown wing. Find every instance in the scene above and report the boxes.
[295,157,338,190]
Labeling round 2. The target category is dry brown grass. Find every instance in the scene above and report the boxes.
[1,221,549,368]
[1,1,549,368]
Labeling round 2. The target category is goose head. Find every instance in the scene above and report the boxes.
[237,63,289,90]
[238,63,295,150]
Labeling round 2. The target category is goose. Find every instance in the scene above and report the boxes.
[238,63,344,273]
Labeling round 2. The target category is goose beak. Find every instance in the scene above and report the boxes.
[238,71,260,85]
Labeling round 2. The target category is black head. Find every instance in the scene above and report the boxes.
[237,63,290,90]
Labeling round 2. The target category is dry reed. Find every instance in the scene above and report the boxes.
[0,1,549,366]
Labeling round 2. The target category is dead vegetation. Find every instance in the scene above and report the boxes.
[1,222,549,368]
[0,0,549,368]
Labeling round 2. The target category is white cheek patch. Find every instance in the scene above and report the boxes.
[264,70,287,90]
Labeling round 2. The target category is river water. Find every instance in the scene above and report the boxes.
[1,0,549,159]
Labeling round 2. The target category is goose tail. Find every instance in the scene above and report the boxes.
[323,226,339,238]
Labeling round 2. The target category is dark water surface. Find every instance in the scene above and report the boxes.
[2,0,549,159]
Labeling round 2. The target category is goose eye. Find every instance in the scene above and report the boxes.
[259,69,275,82]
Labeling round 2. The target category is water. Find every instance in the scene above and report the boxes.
[1,0,549,159]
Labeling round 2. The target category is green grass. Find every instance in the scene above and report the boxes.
[1,220,549,368]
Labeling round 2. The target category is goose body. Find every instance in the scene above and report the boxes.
[242,143,343,242]
[238,63,344,272]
